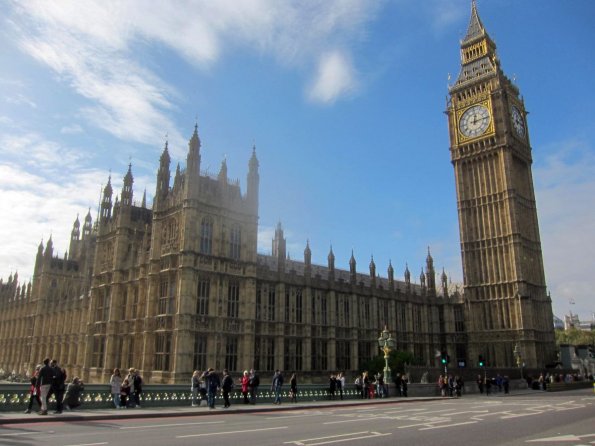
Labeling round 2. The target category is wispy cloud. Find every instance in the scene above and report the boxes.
[60,124,83,135]
[307,50,357,104]
[5,93,37,109]
[534,139,595,318]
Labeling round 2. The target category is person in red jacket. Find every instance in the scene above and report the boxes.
[24,365,42,414]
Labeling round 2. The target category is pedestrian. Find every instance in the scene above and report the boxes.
[289,373,297,403]
[248,369,260,404]
[503,375,510,394]
[110,368,122,409]
[401,374,408,397]
[221,369,233,408]
[476,374,484,394]
[120,378,131,408]
[376,373,385,398]
[362,371,370,399]
[63,377,84,410]
[127,368,143,408]
[272,370,284,404]
[328,374,336,400]
[205,367,221,409]
[338,372,345,400]
[50,359,67,414]
[241,370,250,404]
[394,373,402,397]
[37,358,53,415]
[191,370,200,407]
[354,375,362,398]
[24,365,42,414]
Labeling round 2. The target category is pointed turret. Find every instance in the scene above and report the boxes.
[71,214,80,241]
[426,247,436,295]
[44,236,54,260]
[304,240,312,277]
[34,239,44,273]
[452,0,498,89]
[173,163,182,190]
[370,256,376,280]
[404,263,411,293]
[100,176,113,221]
[349,250,357,284]
[272,222,286,273]
[441,268,449,298]
[328,245,335,281]
[247,145,259,210]
[141,189,147,208]
[388,260,394,291]
[121,163,134,206]
[83,208,93,238]
[185,124,201,199]
[218,158,228,184]
[155,140,171,205]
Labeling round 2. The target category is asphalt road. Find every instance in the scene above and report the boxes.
[0,390,593,446]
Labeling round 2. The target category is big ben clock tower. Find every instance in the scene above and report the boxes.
[447,1,556,368]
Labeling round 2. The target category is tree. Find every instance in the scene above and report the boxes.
[555,328,595,347]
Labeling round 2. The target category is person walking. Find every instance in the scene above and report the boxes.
[328,374,336,400]
[289,373,297,403]
[248,369,260,405]
[205,368,221,409]
[191,370,201,407]
[37,358,53,415]
[272,370,284,405]
[221,369,233,408]
[109,368,122,409]
[50,359,67,414]
[337,372,345,400]
[24,365,42,414]
[241,370,250,404]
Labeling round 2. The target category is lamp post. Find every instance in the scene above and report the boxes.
[377,326,396,383]
[513,343,523,380]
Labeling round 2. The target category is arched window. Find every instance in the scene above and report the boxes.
[200,216,213,255]
[229,225,241,260]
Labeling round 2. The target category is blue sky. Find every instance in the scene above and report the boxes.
[1,0,594,321]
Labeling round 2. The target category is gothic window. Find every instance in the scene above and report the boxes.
[95,287,110,321]
[321,295,327,325]
[92,336,105,368]
[259,337,275,371]
[267,287,275,321]
[119,289,127,320]
[225,336,238,371]
[227,281,240,318]
[255,284,262,321]
[161,218,179,253]
[295,288,302,323]
[454,306,465,332]
[193,334,207,372]
[158,277,175,315]
[358,341,372,365]
[229,225,241,260]
[311,339,327,371]
[200,216,213,255]
[126,336,134,368]
[344,298,350,325]
[284,338,302,372]
[131,287,139,319]
[154,332,172,371]
[336,340,351,371]
[196,279,210,316]
[284,289,290,323]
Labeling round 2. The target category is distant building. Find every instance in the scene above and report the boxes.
[0,1,556,383]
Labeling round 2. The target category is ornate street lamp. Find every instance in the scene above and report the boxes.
[513,343,523,380]
[377,326,396,382]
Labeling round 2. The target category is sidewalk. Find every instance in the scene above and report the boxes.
[0,396,444,425]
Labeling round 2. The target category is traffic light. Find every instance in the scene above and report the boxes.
[478,355,485,367]
[440,351,449,365]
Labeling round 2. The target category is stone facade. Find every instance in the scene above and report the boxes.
[446,2,556,368]
[0,2,555,383]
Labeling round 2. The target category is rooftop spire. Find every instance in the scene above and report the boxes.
[463,0,486,44]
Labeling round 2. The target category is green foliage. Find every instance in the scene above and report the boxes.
[357,350,417,380]
[555,328,595,347]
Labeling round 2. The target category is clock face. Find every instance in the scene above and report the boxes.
[511,105,526,137]
[459,104,491,138]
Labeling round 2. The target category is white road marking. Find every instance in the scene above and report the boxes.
[64,443,108,446]
[176,426,288,438]
[526,433,595,442]
[284,431,391,446]
[120,420,223,429]
[0,431,46,437]
[419,421,478,430]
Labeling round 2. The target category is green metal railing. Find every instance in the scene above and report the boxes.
[0,383,364,412]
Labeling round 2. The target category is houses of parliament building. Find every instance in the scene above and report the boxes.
[0,2,556,383]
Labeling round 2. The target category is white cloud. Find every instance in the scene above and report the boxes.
[307,50,357,104]
[60,124,83,134]
[5,93,37,109]
[534,139,595,319]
